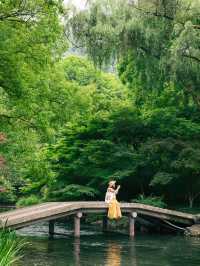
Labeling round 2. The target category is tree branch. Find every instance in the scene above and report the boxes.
[133,6,175,21]
[0,113,38,129]
[0,4,43,23]
[132,5,200,30]
[182,53,200,63]
[138,46,161,60]
[193,25,200,30]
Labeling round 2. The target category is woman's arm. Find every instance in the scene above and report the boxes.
[115,185,120,194]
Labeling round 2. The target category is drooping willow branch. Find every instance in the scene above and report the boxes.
[132,5,200,30]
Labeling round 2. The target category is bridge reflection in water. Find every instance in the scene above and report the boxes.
[73,237,138,266]
[74,238,80,266]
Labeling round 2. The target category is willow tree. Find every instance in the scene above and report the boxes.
[65,0,200,207]
[67,0,200,106]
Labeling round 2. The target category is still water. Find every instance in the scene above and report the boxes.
[17,222,200,266]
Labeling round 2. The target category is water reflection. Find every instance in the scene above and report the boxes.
[73,238,138,266]
[105,243,121,266]
[17,223,200,266]
[129,240,138,266]
[74,238,80,266]
[21,235,200,266]
[73,238,123,266]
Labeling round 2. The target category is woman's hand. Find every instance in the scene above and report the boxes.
[115,185,120,194]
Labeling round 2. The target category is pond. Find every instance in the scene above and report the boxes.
[17,222,200,266]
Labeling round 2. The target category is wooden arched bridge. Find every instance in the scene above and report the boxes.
[0,202,197,237]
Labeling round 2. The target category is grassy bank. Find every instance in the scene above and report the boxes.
[0,228,24,266]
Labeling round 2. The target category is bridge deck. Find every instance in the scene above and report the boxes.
[0,202,195,229]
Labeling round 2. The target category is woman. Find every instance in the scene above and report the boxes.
[105,180,122,219]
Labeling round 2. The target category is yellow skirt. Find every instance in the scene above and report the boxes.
[108,199,122,219]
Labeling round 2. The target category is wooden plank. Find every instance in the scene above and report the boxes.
[74,212,82,237]
[0,203,57,218]
[129,215,135,237]
[0,201,196,230]
[0,203,79,228]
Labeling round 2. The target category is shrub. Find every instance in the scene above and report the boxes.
[16,195,41,207]
[45,184,99,201]
[132,194,167,208]
[0,191,16,204]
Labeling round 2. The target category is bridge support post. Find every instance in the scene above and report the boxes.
[74,212,82,237]
[129,212,137,237]
[49,220,55,236]
[102,216,108,232]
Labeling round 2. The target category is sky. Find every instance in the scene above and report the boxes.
[64,0,87,10]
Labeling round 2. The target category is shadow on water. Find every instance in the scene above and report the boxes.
[17,222,200,266]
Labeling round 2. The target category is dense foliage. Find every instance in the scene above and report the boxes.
[0,0,200,208]
[68,0,200,99]
[0,0,67,201]
[63,0,200,207]
[45,87,200,206]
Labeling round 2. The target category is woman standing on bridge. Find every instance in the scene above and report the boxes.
[105,180,122,219]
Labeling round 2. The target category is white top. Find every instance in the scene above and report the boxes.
[105,188,117,203]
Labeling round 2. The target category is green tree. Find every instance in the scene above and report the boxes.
[0,0,68,202]
[45,83,200,206]
[68,0,200,106]
[28,57,131,201]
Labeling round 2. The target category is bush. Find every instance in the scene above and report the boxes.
[132,194,167,208]
[0,176,17,204]
[16,195,41,207]
[0,228,25,266]
[45,185,98,201]
[0,191,16,204]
